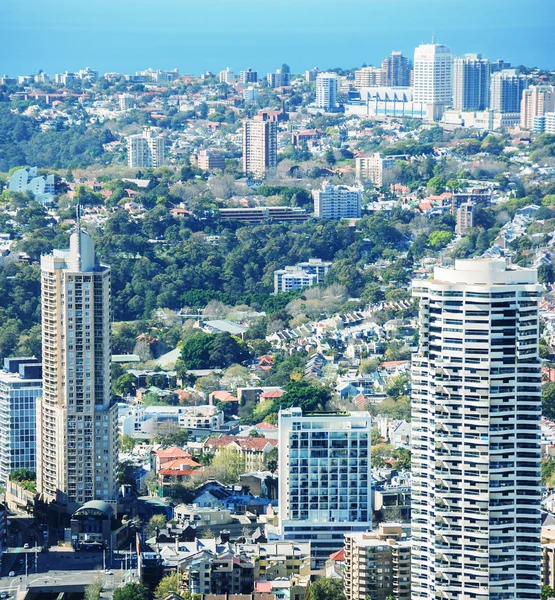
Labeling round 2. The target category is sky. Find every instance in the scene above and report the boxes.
[2,0,554,75]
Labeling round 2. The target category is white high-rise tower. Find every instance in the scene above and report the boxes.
[38,225,118,511]
[315,72,339,111]
[413,41,453,120]
[411,259,541,600]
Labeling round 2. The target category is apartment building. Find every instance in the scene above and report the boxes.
[274,259,332,293]
[355,153,398,187]
[278,408,372,568]
[453,54,491,111]
[411,258,542,599]
[127,127,165,168]
[315,72,339,111]
[490,69,527,114]
[381,51,411,87]
[354,67,383,89]
[344,524,411,600]
[0,358,42,483]
[242,117,277,178]
[196,149,226,171]
[313,183,362,219]
[38,228,118,510]
[520,85,555,130]
[455,202,474,236]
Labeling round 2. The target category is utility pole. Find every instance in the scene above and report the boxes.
[35,541,38,573]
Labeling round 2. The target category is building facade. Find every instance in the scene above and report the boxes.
[413,42,453,120]
[490,69,527,114]
[127,127,165,168]
[344,524,411,600]
[274,259,332,293]
[455,201,474,236]
[520,85,555,130]
[313,183,362,219]
[315,72,339,111]
[0,358,42,483]
[239,68,258,84]
[278,408,372,568]
[411,259,542,599]
[355,153,398,187]
[354,67,383,89]
[453,54,491,111]
[242,117,278,179]
[381,51,411,87]
[38,228,118,510]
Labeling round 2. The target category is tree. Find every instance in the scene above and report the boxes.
[263,446,278,473]
[308,577,345,600]
[114,373,138,396]
[220,364,251,391]
[113,583,150,600]
[84,572,103,600]
[428,230,452,250]
[145,514,167,538]
[209,449,246,484]
[385,374,409,399]
[426,176,445,195]
[153,428,189,449]
[277,380,332,413]
[542,585,555,600]
[119,434,136,453]
[543,383,555,420]
[154,573,182,600]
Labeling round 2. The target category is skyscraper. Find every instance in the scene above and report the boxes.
[242,117,277,179]
[278,408,372,568]
[381,51,411,87]
[127,127,165,168]
[520,85,555,130]
[411,258,542,599]
[38,225,118,511]
[453,54,491,111]
[315,72,339,111]
[413,42,453,120]
[490,69,527,114]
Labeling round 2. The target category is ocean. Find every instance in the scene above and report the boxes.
[2,0,554,77]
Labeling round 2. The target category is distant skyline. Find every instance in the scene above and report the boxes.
[2,0,554,76]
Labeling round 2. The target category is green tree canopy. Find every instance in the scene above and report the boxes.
[308,577,345,600]
[113,583,150,600]
[543,383,555,420]
[276,380,332,413]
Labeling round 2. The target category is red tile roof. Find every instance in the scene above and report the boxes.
[255,422,278,430]
[153,446,191,460]
[260,390,284,399]
[204,435,278,452]
[329,549,345,561]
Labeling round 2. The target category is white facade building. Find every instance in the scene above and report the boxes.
[274,259,332,294]
[38,228,118,510]
[8,167,55,205]
[242,118,277,179]
[313,183,362,219]
[315,73,339,111]
[127,127,165,168]
[411,258,542,599]
[490,69,526,114]
[413,42,453,120]
[278,408,372,568]
[219,68,236,84]
[0,358,42,483]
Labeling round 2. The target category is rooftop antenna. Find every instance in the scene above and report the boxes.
[76,201,82,270]
[432,32,436,44]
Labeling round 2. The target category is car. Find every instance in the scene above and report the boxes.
[1,592,9,599]
[105,569,113,575]
[23,543,29,549]
[8,571,15,577]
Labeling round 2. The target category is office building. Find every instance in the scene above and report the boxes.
[355,153,398,187]
[242,117,277,179]
[344,524,411,600]
[520,85,555,130]
[455,201,474,235]
[274,259,332,294]
[413,42,453,120]
[411,258,542,599]
[278,408,372,568]
[381,51,411,87]
[239,68,258,84]
[127,127,165,168]
[0,358,42,483]
[490,69,527,114]
[315,72,339,111]
[313,183,362,219]
[38,226,118,510]
[453,54,491,111]
[354,67,383,89]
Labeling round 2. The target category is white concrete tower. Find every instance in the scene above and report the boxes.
[411,259,542,600]
[413,42,453,120]
[38,226,118,512]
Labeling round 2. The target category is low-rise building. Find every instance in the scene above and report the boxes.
[203,436,278,472]
[196,149,226,171]
[174,505,233,526]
